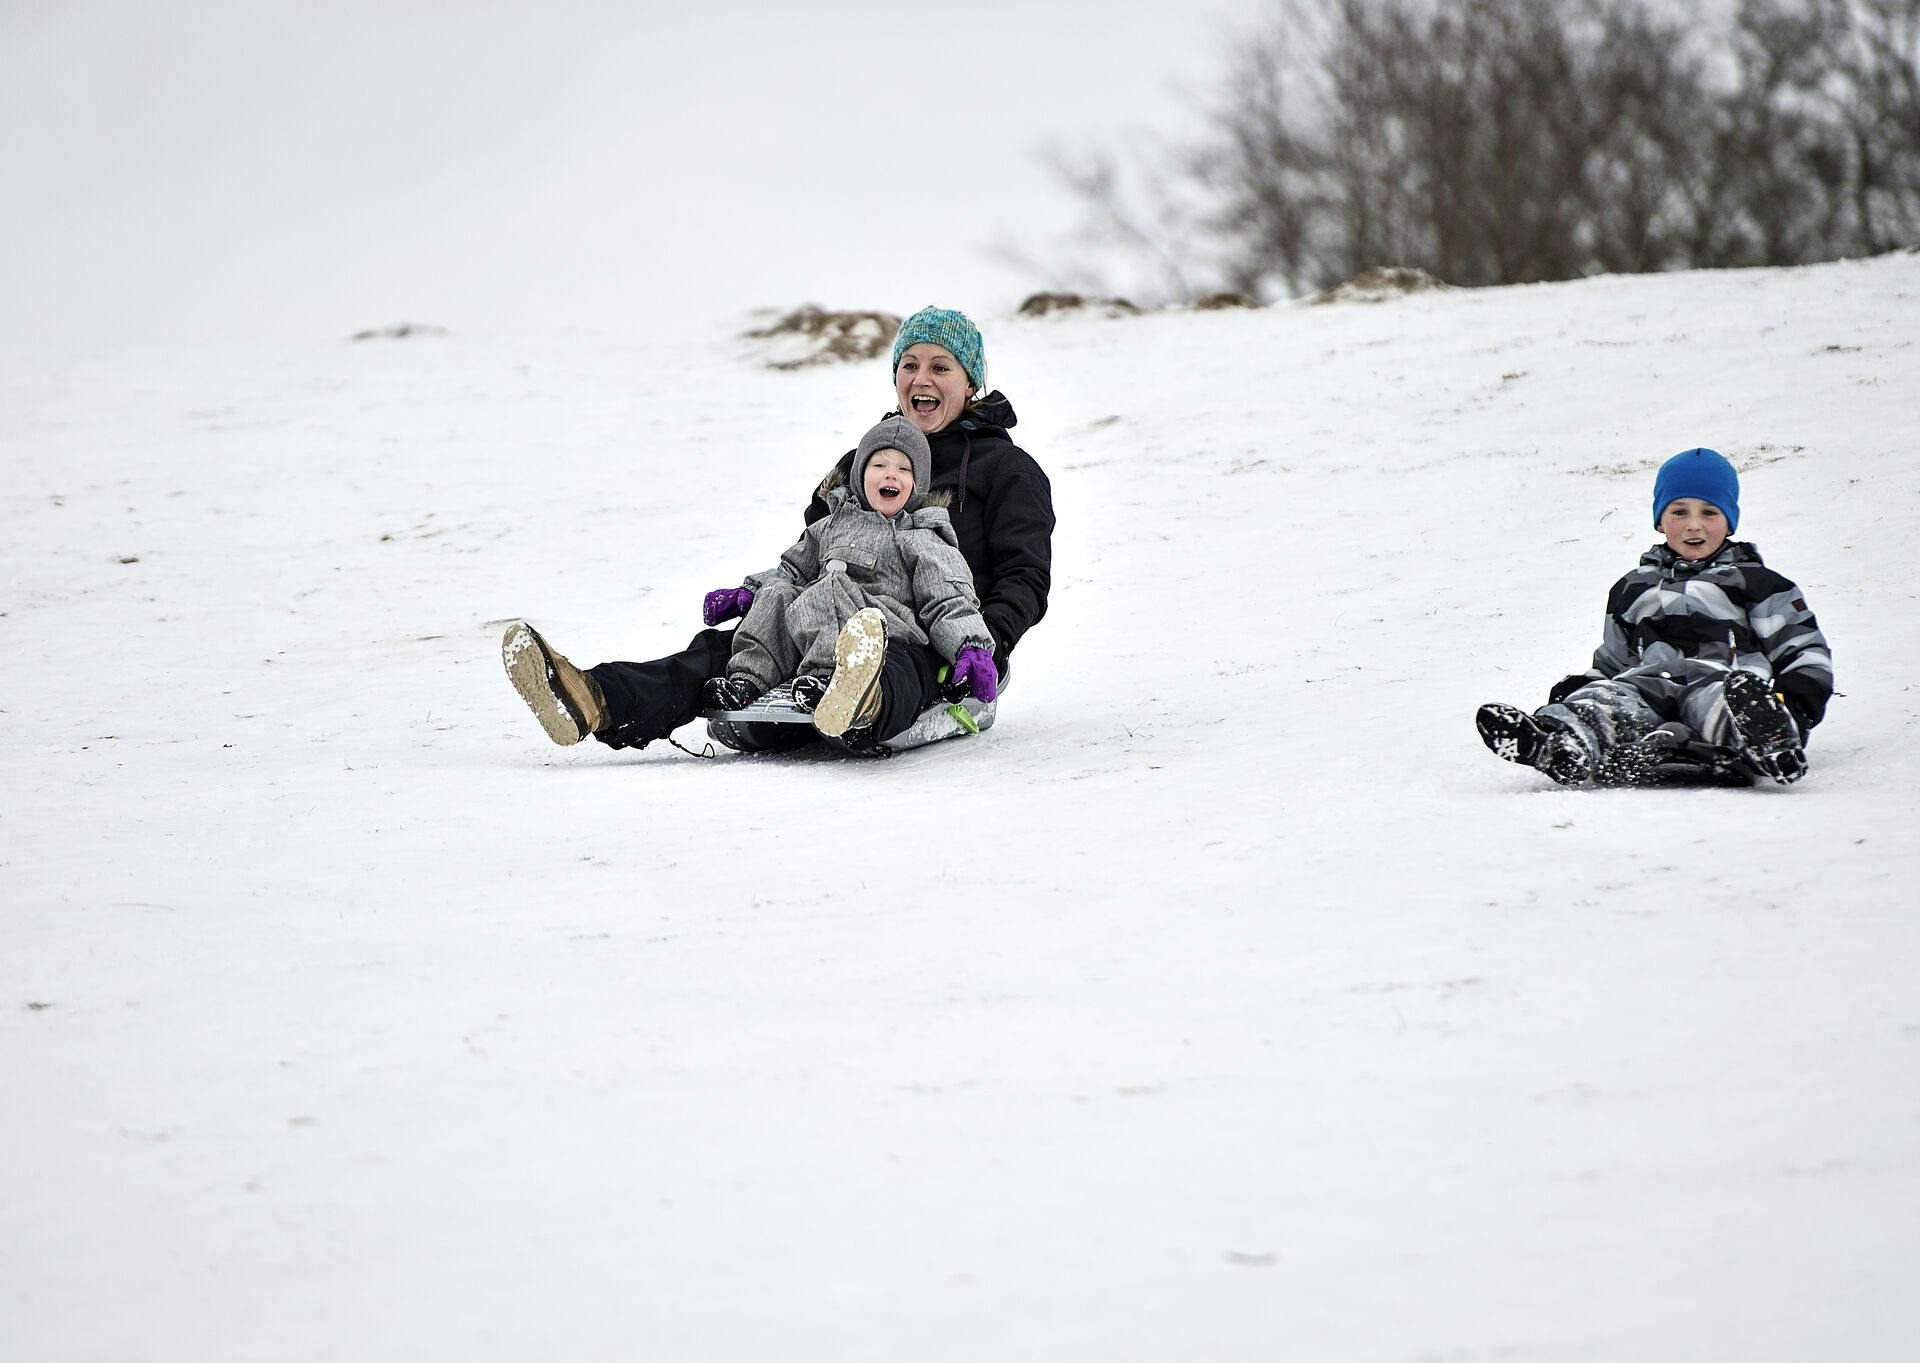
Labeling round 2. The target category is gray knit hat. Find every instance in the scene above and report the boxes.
[853,416,932,513]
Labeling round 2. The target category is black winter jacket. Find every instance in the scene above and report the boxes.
[808,391,1053,670]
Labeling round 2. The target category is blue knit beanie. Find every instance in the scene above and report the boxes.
[891,306,986,392]
[1652,447,1740,533]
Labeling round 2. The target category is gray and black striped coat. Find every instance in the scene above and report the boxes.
[1564,541,1834,729]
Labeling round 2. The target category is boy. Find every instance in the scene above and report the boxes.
[699,415,999,743]
[1476,447,1833,787]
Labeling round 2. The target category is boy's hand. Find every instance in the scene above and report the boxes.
[703,587,754,626]
[952,645,999,703]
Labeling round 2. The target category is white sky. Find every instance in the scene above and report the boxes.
[1,0,1273,346]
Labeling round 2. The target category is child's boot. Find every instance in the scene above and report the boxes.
[502,621,607,745]
[791,674,828,712]
[702,676,761,713]
[813,608,887,739]
[1476,703,1596,788]
[1598,722,1688,787]
[1722,670,1808,784]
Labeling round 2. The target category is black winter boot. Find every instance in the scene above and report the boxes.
[702,676,762,713]
[1476,703,1596,788]
[1723,671,1808,784]
[791,675,828,712]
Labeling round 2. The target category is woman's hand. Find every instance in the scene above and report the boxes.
[703,587,754,626]
[951,645,999,703]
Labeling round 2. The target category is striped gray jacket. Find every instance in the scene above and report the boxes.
[1587,541,1834,726]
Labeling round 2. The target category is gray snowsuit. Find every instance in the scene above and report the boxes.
[726,485,992,693]
[1541,539,1833,759]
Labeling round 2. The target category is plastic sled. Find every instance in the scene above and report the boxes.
[1621,723,1790,788]
[703,678,995,758]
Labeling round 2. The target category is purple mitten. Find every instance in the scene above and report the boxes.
[703,587,754,626]
[952,645,999,703]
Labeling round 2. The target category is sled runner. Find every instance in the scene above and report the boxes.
[703,679,995,758]
[1596,721,1802,788]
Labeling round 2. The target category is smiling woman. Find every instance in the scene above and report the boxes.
[502,305,1056,756]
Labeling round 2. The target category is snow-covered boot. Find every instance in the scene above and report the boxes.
[1476,702,1596,788]
[702,676,760,713]
[1722,670,1807,785]
[813,608,887,739]
[791,674,828,713]
[1598,721,1688,787]
[502,621,607,746]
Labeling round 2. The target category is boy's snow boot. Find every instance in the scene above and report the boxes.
[1476,703,1596,788]
[502,621,607,746]
[791,674,828,712]
[1722,670,1808,785]
[701,676,761,713]
[813,607,887,739]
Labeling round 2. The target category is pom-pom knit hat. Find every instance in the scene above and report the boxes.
[1652,447,1740,533]
[891,306,986,393]
[853,415,932,514]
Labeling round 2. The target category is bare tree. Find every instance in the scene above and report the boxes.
[1040,0,1920,301]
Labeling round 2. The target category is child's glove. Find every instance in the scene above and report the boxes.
[951,645,999,703]
[703,587,754,626]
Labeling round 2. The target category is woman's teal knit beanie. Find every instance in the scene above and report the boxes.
[891,306,986,392]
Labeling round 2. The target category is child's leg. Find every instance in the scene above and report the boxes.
[1683,669,1808,784]
[1535,678,1666,786]
[1676,669,1753,750]
[726,582,801,695]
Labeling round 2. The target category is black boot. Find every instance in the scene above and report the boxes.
[702,676,761,713]
[1476,703,1596,788]
[1723,671,1807,784]
[791,674,828,712]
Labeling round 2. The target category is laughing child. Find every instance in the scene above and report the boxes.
[698,415,998,742]
[1476,446,1834,787]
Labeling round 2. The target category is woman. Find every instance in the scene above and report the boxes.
[503,306,1055,752]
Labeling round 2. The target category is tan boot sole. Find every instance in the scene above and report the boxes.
[812,607,887,738]
[502,622,591,745]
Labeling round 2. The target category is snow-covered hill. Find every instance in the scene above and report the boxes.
[5,254,1918,1361]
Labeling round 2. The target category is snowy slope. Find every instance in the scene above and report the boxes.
[4,254,1918,1361]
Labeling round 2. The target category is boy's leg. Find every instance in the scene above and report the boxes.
[1530,678,1665,786]
[1543,679,1667,785]
[1688,669,1808,784]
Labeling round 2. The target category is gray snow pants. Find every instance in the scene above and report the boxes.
[1539,662,1755,758]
